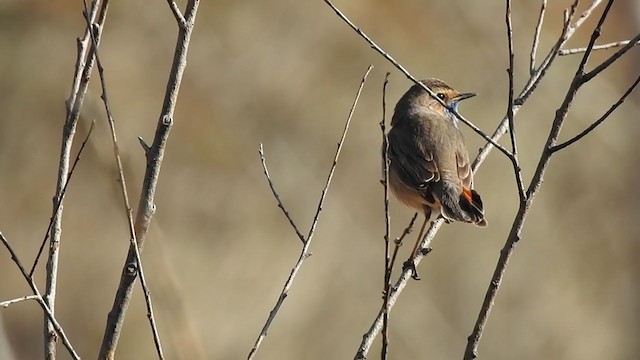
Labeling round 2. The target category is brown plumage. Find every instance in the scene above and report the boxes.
[387,79,486,279]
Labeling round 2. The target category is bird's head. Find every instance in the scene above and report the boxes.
[393,78,476,127]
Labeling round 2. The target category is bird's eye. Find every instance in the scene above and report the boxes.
[436,93,446,100]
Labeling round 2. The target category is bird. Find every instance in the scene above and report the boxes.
[387,78,487,279]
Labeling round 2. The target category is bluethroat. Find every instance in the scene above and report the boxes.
[387,79,487,279]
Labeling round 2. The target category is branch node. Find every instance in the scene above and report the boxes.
[126,262,138,276]
[138,136,151,154]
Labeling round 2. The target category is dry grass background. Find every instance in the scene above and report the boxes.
[1,0,639,359]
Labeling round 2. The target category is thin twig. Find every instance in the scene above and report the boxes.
[248,65,373,360]
[0,295,39,308]
[259,145,307,244]
[470,0,580,168]
[582,32,640,83]
[30,119,96,277]
[166,0,187,29]
[529,0,547,75]
[355,219,443,360]
[0,233,80,359]
[389,214,418,272]
[99,1,200,358]
[505,0,526,201]
[551,73,640,153]
[518,0,580,102]
[571,0,604,33]
[381,72,391,360]
[464,1,619,358]
[81,1,164,357]
[559,39,639,55]
[323,0,515,161]
[43,0,109,357]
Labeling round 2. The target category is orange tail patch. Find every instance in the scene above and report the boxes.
[460,186,487,227]
[462,186,473,203]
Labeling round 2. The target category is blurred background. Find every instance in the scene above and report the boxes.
[1,0,639,359]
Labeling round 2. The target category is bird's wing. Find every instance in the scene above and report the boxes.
[388,126,438,190]
[454,133,474,189]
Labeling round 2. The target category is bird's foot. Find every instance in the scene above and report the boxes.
[403,259,421,280]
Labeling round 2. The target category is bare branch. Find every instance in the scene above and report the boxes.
[571,0,604,34]
[248,65,373,360]
[355,219,442,359]
[99,0,200,358]
[519,0,578,102]
[0,233,80,359]
[529,0,547,74]
[552,73,640,153]
[559,39,639,55]
[505,0,527,201]
[43,0,109,356]
[166,0,187,29]
[582,32,640,83]
[0,295,39,308]
[306,65,373,241]
[81,0,164,357]
[259,145,307,243]
[381,72,391,360]
[389,214,418,271]
[30,119,96,277]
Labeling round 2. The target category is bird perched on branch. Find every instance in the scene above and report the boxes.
[387,78,487,279]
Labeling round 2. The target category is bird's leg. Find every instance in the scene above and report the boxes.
[404,209,430,280]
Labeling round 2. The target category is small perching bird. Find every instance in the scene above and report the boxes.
[387,78,487,279]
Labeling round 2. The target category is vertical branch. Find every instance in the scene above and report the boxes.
[43,1,109,358]
[98,1,200,359]
[505,0,526,201]
[248,65,373,360]
[380,73,391,360]
[81,0,164,357]
[529,0,547,74]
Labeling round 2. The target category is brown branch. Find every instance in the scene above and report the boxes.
[551,73,640,153]
[559,38,639,55]
[389,214,418,272]
[505,0,526,201]
[248,65,373,360]
[380,72,391,360]
[259,146,307,243]
[42,0,109,357]
[582,32,640,83]
[0,233,80,359]
[98,1,200,359]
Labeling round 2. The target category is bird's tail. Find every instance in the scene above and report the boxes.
[438,183,487,227]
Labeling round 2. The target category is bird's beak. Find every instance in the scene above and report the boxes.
[455,92,477,101]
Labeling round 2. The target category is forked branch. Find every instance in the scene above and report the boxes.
[248,66,372,360]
